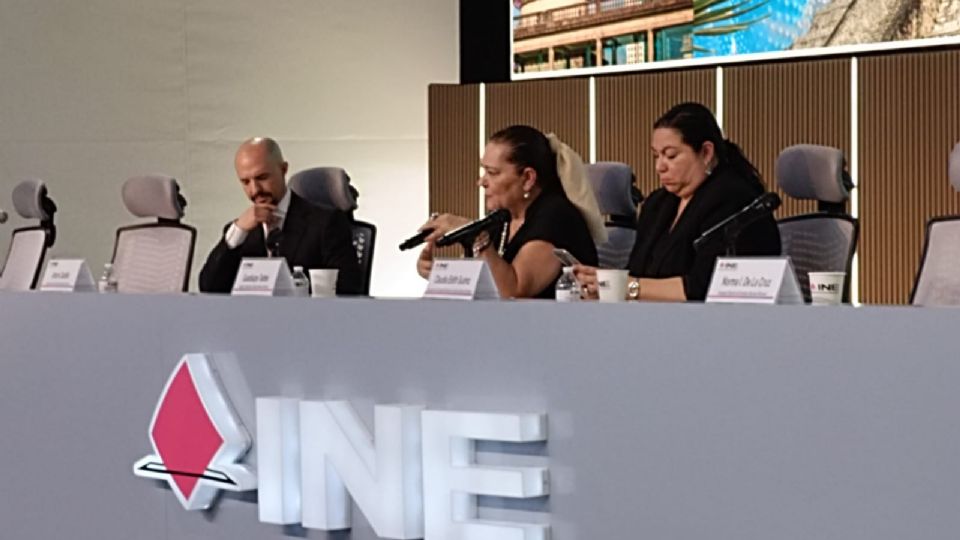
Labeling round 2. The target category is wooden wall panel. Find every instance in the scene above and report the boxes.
[428,83,480,221]
[486,79,590,158]
[595,68,716,197]
[859,49,960,305]
[724,59,852,219]
[428,84,480,257]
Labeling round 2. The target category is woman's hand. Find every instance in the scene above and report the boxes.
[417,241,435,279]
[416,213,471,280]
[420,213,471,244]
[572,264,599,300]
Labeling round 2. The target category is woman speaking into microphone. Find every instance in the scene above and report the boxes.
[416,125,604,299]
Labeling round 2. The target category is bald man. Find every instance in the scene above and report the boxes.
[198,138,362,294]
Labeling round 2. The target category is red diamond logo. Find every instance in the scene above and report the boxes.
[133,354,257,510]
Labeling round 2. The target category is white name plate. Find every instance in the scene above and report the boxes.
[424,259,500,300]
[231,258,294,297]
[706,257,803,305]
[38,258,97,293]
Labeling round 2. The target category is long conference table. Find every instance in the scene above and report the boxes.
[0,291,958,540]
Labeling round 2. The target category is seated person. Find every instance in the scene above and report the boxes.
[198,137,361,294]
[575,102,781,301]
[417,125,605,299]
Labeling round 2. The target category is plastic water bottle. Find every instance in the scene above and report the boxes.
[291,266,309,297]
[555,266,580,302]
[98,262,118,293]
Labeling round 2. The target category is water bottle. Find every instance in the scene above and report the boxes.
[555,266,580,302]
[291,266,309,297]
[98,262,118,293]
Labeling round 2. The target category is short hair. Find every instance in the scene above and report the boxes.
[240,137,285,164]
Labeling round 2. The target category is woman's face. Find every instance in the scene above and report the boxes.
[479,141,530,212]
[651,127,713,199]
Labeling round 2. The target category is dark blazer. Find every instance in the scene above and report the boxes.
[627,167,781,300]
[198,192,362,294]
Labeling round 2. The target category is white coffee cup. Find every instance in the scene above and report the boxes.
[596,269,629,303]
[808,271,845,305]
[308,269,339,298]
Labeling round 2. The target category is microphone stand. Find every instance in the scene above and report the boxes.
[722,223,741,256]
[461,239,475,259]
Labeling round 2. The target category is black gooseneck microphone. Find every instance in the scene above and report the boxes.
[435,209,511,248]
[692,192,781,254]
[399,228,434,251]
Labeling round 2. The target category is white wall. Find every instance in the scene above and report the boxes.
[0,0,459,296]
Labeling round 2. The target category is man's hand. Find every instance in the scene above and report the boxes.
[235,202,278,231]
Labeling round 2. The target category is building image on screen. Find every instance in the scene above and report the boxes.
[512,0,960,77]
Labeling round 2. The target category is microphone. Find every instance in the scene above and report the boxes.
[435,209,511,248]
[0,209,7,224]
[693,192,781,251]
[399,228,434,251]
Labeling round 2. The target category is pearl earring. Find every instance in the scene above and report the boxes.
[523,191,530,200]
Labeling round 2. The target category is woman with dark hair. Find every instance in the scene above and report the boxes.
[417,125,604,299]
[576,102,781,301]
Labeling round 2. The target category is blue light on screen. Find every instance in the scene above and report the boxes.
[694,0,832,57]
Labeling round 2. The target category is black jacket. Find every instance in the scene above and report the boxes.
[198,192,362,294]
[628,168,781,300]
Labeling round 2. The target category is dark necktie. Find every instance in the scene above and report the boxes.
[265,227,283,258]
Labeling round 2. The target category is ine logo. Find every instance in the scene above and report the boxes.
[133,354,257,510]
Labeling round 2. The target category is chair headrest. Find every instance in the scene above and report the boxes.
[288,167,358,212]
[122,175,186,220]
[776,145,851,203]
[12,179,55,220]
[585,162,636,218]
[950,142,960,192]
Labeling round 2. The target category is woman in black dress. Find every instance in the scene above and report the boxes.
[417,125,604,299]
[576,102,781,301]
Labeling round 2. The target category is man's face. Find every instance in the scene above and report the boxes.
[235,145,288,204]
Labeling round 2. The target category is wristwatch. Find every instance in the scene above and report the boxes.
[627,278,640,301]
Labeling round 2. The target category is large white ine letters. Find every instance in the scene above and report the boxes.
[257,398,550,540]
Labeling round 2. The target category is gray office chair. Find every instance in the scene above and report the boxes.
[289,167,376,295]
[110,175,196,293]
[911,142,960,306]
[776,144,859,303]
[585,162,639,269]
[0,179,57,291]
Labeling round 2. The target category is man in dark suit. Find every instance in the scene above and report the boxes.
[198,137,362,294]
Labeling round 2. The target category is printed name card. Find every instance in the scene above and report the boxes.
[38,258,97,292]
[706,257,803,305]
[231,258,294,297]
[424,259,500,300]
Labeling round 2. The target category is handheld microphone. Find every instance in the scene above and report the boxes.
[0,209,7,224]
[693,192,781,251]
[435,209,511,248]
[399,228,434,251]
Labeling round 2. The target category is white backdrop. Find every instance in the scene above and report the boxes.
[0,0,459,296]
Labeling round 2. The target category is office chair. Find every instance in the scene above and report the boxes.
[289,167,376,295]
[585,162,640,269]
[775,144,859,303]
[110,175,196,293]
[0,179,57,291]
[911,142,960,306]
